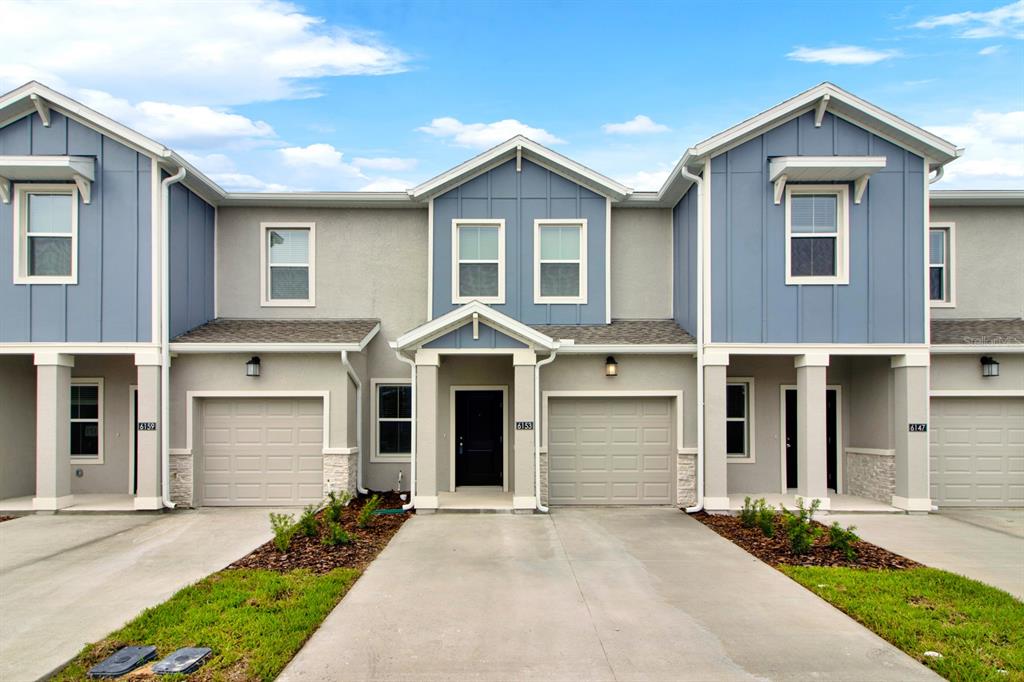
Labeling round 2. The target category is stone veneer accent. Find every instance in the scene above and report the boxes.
[677,453,697,508]
[846,450,895,504]
[539,451,549,506]
[169,452,193,507]
[324,453,358,497]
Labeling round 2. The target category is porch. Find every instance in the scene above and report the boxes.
[0,494,138,514]
[437,486,514,512]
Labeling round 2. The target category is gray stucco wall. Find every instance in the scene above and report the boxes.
[0,355,36,499]
[423,321,527,349]
[610,207,672,320]
[432,159,608,324]
[0,112,153,342]
[931,353,1024,392]
[70,354,137,494]
[168,183,214,339]
[929,205,1024,320]
[673,186,699,337]
[710,111,926,344]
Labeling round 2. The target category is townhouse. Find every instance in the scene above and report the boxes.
[0,81,1020,514]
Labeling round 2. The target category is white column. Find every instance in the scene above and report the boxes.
[795,353,830,509]
[702,351,730,511]
[134,352,163,510]
[512,350,537,510]
[413,350,440,509]
[892,353,931,511]
[33,353,74,510]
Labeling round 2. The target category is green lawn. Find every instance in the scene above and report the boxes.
[781,566,1024,682]
[54,568,359,681]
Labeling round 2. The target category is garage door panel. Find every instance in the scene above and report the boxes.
[611,427,638,443]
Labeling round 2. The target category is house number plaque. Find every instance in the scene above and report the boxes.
[138,422,158,431]
[515,421,534,431]
[908,423,927,432]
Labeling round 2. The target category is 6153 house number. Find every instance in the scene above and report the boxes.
[515,421,534,431]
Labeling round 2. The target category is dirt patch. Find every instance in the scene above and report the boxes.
[693,511,920,570]
[229,491,411,574]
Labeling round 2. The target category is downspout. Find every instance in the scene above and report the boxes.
[341,351,369,495]
[534,348,558,512]
[394,348,417,511]
[160,163,186,508]
[928,165,944,184]
[680,163,704,514]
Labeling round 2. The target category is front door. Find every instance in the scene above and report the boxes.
[455,390,503,487]
[784,388,838,491]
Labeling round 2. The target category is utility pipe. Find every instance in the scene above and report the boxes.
[534,348,558,512]
[395,349,417,511]
[160,163,186,508]
[680,163,705,514]
[341,351,369,495]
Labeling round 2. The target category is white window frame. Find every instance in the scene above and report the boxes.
[533,218,588,304]
[70,378,104,464]
[371,378,412,462]
[726,377,755,463]
[929,222,956,308]
[260,222,316,307]
[784,184,849,286]
[12,183,79,285]
[452,218,505,304]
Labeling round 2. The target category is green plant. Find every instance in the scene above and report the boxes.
[780,497,822,555]
[296,504,319,538]
[356,494,382,528]
[739,496,758,527]
[269,512,296,553]
[322,521,352,547]
[324,490,352,524]
[827,522,860,561]
[740,497,776,537]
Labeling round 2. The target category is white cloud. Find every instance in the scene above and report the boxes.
[929,110,1024,189]
[914,1,1024,39]
[787,45,900,65]
[359,177,412,191]
[352,157,418,171]
[979,44,1003,54]
[210,173,292,193]
[618,168,673,191]
[0,0,410,106]
[280,143,345,168]
[417,117,566,147]
[602,115,670,135]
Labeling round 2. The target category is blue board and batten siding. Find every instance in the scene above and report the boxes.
[423,323,528,349]
[0,112,153,343]
[709,111,926,344]
[431,159,607,326]
[168,182,215,339]
[672,186,699,337]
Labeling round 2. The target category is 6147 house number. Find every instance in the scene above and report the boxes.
[908,423,928,432]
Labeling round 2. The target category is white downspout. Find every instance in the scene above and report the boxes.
[928,166,944,184]
[680,164,705,514]
[534,348,558,512]
[160,164,186,508]
[395,348,416,511]
[341,351,369,495]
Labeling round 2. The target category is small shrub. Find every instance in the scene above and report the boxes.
[740,497,776,537]
[269,512,296,553]
[322,521,352,547]
[324,490,352,524]
[296,504,319,538]
[780,497,822,555]
[827,522,860,561]
[740,496,758,527]
[356,494,382,528]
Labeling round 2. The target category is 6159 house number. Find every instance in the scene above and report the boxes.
[137,422,158,431]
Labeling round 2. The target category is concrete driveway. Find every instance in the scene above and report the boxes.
[280,509,936,682]
[0,508,283,682]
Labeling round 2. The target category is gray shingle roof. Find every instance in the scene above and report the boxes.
[931,318,1024,345]
[531,320,695,345]
[173,318,380,345]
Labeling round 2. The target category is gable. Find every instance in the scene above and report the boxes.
[423,320,529,349]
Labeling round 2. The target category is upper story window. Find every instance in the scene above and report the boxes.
[452,219,504,304]
[71,379,103,463]
[929,223,955,307]
[260,222,315,307]
[726,379,754,462]
[373,380,412,461]
[13,184,78,284]
[534,219,587,304]
[785,185,849,286]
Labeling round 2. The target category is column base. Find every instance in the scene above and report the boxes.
[413,495,439,509]
[892,495,931,512]
[133,496,164,511]
[512,495,536,510]
[33,495,74,511]
[703,496,731,511]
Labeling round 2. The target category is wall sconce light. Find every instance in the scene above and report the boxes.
[605,356,619,377]
[980,356,999,378]
[246,356,261,377]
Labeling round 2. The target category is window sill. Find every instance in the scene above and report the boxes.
[260,300,316,308]
[14,275,77,285]
[370,454,412,464]
[785,276,849,286]
[726,456,756,464]
[929,301,956,309]
[534,296,587,305]
[70,456,104,465]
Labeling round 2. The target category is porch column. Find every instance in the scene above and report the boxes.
[33,353,74,510]
[134,353,162,510]
[512,350,537,511]
[892,354,931,512]
[702,351,730,511]
[795,353,830,509]
[414,350,440,509]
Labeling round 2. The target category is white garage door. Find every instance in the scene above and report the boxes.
[548,397,675,505]
[200,398,324,506]
[930,397,1024,507]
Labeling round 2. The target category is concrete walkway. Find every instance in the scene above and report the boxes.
[280,508,936,682]
[0,509,284,682]
[829,509,1024,600]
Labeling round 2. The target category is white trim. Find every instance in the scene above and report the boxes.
[554,343,697,355]
[259,222,316,307]
[707,343,929,355]
[12,183,79,284]
[930,345,1024,354]
[725,377,755,463]
[128,384,138,494]
[449,385,509,492]
[784,184,850,286]
[371,378,413,463]
[605,197,612,324]
[533,218,588,304]
[323,447,359,455]
[169,341,372,354]
[930,389,1024,398]
[150,157,161,345]
[70,377,104,464]
[213,205,219,319]
[540,390,686,455]
[182,390,331,454]
[133,496,162,511]
[701,162,712,345]
[452,218,505,304]
[892,495,931,512]
[845,446,895,457]
[427,197,434,320]
[32,495,75,511]
[769,156,885,205]
[1,343,160,355]
[779,384,843,494]
[928,222,956,308]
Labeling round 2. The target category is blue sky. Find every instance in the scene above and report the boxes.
[3,1,1022,191]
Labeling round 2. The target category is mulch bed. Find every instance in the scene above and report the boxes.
[693,511,920,570]
[229,491,412,574]
[0,515,14,523]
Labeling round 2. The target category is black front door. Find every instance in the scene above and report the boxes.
[455,390,503,487]
[785,389,798,488]
[784,388,838,491]
[132,388,139,495]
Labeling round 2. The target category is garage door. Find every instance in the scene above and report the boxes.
[548,397,675,505]
[200,398,324,506]
[930,397,1024,507]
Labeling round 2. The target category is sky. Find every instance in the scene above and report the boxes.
[2,0,1022,192]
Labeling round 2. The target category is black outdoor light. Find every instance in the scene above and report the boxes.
[980,356,999,378]
[246,356,261,377]
[605,356,619,377]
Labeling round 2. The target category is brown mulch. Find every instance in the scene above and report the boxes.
[229,491,412,574]
[693,511,920,570]
[0,516,15,523]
